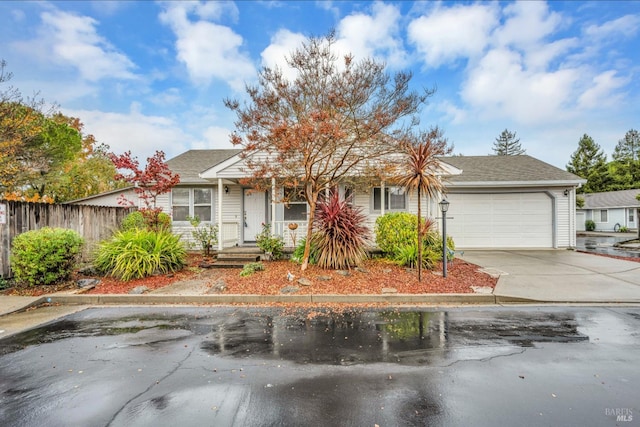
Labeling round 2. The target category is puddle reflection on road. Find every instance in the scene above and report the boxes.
[1,309,589,365]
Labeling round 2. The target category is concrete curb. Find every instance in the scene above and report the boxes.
[40,293,501,306]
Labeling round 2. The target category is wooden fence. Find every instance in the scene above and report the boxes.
[0,201,134,278]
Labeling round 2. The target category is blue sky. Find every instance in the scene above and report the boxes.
[1,1,639,169]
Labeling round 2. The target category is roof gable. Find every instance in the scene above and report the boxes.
[166,149,242,184]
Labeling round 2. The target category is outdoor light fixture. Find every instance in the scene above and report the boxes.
[439,199,450,278]
[224,186,229,194]
[563,189,570,196]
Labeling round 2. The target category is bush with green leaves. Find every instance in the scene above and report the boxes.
[290,237,319,265]
[240,262,265,277]
[121,209,171,232]
[585,219,596,232]
[11,227,84,286]
[375,212,454,269]
[94,229,186,281]
[255,223,284,260]
[186,216,218,257]
[311,191,369,269]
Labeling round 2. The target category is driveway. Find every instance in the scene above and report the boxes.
[461,250,640,303]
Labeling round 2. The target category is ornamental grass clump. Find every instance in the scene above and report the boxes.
[94,229,186,281]
[311,191,370,270]
[11,227,84,286]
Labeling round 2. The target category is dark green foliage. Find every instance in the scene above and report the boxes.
[566,134,611,194]
[11,227,84,286]
[291,237,319,265]
[375,212,453,269]
[94,229,186,281]
[585,220,596,231]
[256,223,285,260]
[311,191,369,269]
[240,262,265,277]
[492,129,525,155]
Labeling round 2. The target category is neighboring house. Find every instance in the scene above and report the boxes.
[68,187,137,207]
[577,189,640,232]
[72,150,586,250]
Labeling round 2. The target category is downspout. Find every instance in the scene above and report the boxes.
[271,177,276,228]
[217,178,223,251]
[544,191,557,249]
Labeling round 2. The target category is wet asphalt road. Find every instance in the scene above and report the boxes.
[0,306,639,427]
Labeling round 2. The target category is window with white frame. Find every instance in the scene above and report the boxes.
[629,209,635,223]
[596,209,608,223]
[171,188,212,222]
[284,188,307,221]
[373,186,406,211]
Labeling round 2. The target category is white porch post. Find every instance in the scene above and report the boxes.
[217,178,223,251]
[271,177,276,226]
[380,180,385,216]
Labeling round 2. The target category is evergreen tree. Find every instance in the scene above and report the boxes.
[611,129,640,188]
[491,129,525,155]
[566,134,610,193]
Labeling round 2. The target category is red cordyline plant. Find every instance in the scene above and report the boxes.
[311,190,370,270]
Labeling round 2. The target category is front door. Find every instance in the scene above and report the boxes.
[243,189,266,243]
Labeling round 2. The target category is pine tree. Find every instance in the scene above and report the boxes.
[566,134,610,193]
[611,129,640,189]
[491,129,525,155]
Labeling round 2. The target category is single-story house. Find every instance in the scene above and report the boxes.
[577,189,640,232]
[72,150,585,250]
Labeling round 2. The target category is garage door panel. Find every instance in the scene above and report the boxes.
[447,193,552,248]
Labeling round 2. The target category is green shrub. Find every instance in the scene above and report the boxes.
[619,226,629,233]
[375,213,453,269]
[121,210,171,232]
[290,237,319,265]
[256,223,284,260]
[311,191,369,269]
[11,227,84,286]
[186,216,218,257]
[94,229,186,281]
[585,219,596,231]
[240,262,265,277]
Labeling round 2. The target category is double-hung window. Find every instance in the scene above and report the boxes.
[284,188,307,221]
[629,209,635,223]
[373,186,406,211]
[171,188,212,222]
[596,209,608,223]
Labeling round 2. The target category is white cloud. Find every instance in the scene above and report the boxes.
[585,14,640,41]
[462,48,578,124]
[408,3,498,68]
[15,10,137,82]
[159,2,255,90]
[336,2,407,68]
[577,70,628,109]
[193,125,233,149]
[493,2,562,49]
[65,106,191,160]
[260,29,306,80]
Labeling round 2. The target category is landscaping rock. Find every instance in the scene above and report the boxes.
[381,287,398,294]
[297,277,312,287]
[471,286,493,294]
[335,270,350,277]
[316,275,332,281]
[76,278,100,290]
[208,279,227,294]
[355,267,369,273]
[129,286,149,295]
[280,285,300,294]
[382,268,392,274]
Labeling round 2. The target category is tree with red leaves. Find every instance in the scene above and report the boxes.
[225,32,435,270]
[109,150,180,230]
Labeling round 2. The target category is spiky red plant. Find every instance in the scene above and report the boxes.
[311,190,370,270]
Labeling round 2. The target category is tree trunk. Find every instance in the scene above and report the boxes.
[301,191,317,271]
[417,186,422,282]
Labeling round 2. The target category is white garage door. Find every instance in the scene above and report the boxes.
[445,193,553,248]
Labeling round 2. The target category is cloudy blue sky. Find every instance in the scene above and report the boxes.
[1,1,638,169]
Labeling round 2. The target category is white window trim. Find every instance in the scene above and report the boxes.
[595,209,608,223]
[372,186,407,212]
[171,187,214,223]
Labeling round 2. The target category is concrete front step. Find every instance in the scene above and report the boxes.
[216,253,261,262]
[210,261,246,269]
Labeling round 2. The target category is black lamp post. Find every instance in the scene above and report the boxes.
[439,199,450,278]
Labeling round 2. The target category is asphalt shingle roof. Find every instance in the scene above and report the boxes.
[439,155,585,185]
[166,149,242,184]
[582,189,640,209]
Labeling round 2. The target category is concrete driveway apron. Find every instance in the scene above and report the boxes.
[461,250,640,303]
